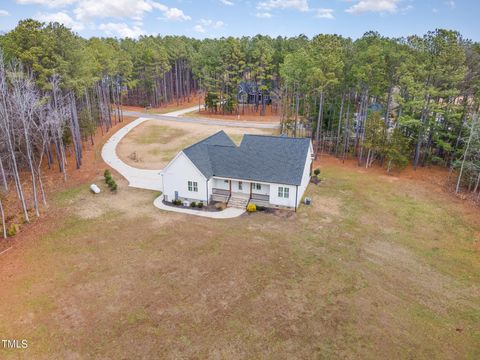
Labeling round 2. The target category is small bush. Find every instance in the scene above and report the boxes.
[104,169,111,178]
[197,202,204,209]
[256,205,266,211]
[314,168,321,176]
[105,174,112,183]
[247,203,256,212]
[215,202,227,210]
[7,223,19,237]
[106,178,114,187]
[190,201,197,207]
[110,182,118,192]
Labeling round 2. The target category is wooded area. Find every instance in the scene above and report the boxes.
[0,19,479,238]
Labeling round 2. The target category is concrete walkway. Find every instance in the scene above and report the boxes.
[153,196,245,219]
[101,108,246,218]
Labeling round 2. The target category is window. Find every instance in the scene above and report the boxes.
[238,181,243,190]
[278,187,290,198]
[254,183,262,190]
[188,181,198,192]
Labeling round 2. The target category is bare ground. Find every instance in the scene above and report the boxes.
[116,119,274,169]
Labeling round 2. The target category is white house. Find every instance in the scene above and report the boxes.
[161,131,314,210]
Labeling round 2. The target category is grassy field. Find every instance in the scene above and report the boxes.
[0,158,479,359]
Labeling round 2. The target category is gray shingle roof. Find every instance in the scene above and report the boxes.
[182,131,235,178]
[182,131,311,186]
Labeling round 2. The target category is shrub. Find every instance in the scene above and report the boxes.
[256,205,266,211]
[314,168,321,176]
[197,202,204,209]
[190,201,197,207]
[110,182,118,192]
[105,174,112,183]
[106,178,115,187]
[247,203,256,212]
[7,223,19,237]
[104,169,111,178]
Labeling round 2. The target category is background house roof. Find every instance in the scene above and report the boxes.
[183,132,312,186]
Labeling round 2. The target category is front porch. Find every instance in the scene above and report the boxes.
[211,178,271,208]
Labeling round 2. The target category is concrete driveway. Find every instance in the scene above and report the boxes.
[101,106,263,218]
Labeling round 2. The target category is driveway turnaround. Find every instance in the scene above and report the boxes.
[101,109,247,218]
[101,117,163,191]
[153,196,245,219]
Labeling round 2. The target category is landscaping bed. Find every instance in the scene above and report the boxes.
[162,200,224,212]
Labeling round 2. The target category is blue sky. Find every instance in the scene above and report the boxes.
[0,0,478,40]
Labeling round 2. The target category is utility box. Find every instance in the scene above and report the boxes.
[304,197,312,205]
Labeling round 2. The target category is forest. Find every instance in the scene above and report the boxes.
[0,19,479,237]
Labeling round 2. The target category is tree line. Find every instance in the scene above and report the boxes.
[0,20,479,238]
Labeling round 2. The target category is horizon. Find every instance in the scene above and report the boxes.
[0,0,479,41]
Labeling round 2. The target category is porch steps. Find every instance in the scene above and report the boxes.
[228,196,249,209]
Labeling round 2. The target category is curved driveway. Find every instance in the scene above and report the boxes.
[101,105,279,217]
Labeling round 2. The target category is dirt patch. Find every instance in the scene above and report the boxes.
[312,196,342,217]
[116,120,275,169]
[122,95,202,114]
[187,107,280,123]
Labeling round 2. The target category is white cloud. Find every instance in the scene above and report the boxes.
[36,11,85,30]
[219,0,234,5]
[257,0,309,12]
[256,12,272,18]
[75,0,152,21]
[99,22,146,38]
[199,19,224,28]
[16,0,77,8]
[445,0,455,9]
[315,8,334,19]
[162,7,191,21]
[17,0,190,18]
[193,24,206,33]
[194,19,225,33]
[0,9,10,16]
[345,0,400,14]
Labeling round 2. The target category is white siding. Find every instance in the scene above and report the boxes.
[162,152,208,203]
[206,178,213,204]
[251,182,270,196]
[296,142,314,206]
[212,178,230,190]
[269,183,297,208]
[231,180,250,195]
